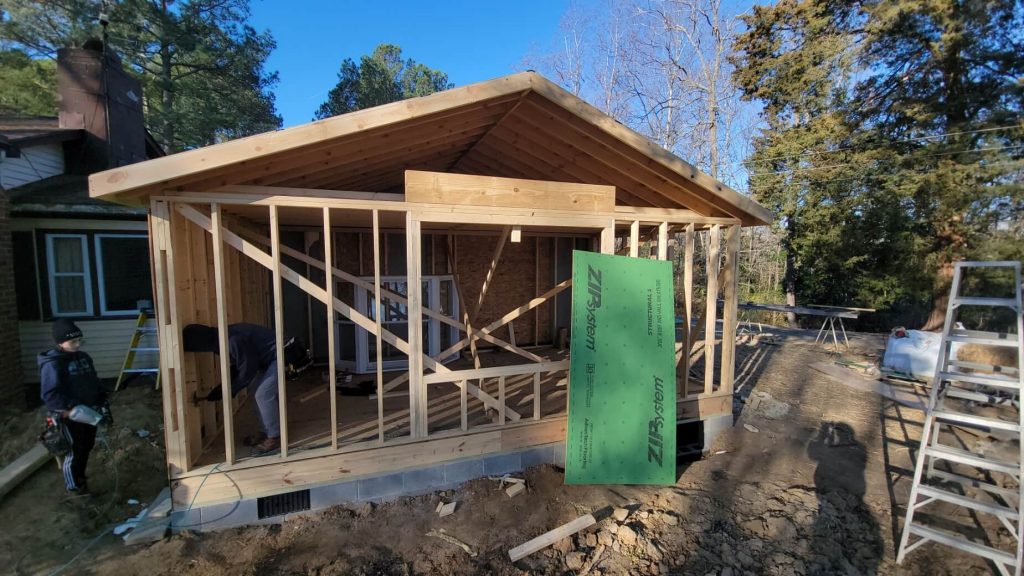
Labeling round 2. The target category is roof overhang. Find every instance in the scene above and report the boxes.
[90,72,772,226]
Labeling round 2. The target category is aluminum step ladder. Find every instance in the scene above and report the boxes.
[897,261,1023,575]
[115,309,160,390]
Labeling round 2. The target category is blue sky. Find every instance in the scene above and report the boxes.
[248,1,570,127]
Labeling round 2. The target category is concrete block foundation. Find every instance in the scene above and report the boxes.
[171,442,566,533]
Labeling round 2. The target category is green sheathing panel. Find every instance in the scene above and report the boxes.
[566,251,677,485]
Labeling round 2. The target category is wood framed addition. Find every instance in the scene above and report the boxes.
[89,72,771,513]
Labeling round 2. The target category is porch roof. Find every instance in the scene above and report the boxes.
[89,72,771,226]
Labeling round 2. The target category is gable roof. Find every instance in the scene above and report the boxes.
[90,72,771,226]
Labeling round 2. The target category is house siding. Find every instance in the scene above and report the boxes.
[19,318,158,384]
[0,189,24,407]
[0,143,65,190]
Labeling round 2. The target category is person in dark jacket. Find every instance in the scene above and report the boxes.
[39,319,109,495]
[182,323,281,454]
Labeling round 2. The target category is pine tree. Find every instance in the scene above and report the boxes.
[315,44,452,120]
[734,0,1023,329]
[0,0,282,152]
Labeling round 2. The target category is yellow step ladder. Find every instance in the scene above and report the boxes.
[115,309,160,390]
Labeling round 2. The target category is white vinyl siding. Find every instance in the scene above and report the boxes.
[19,318,159,382]
[45,234,93,317]
[0,143,64,189]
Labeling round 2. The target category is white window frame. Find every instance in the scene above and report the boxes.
[45,233,93,317]
[337,275,460,374]
[94,233,149,316]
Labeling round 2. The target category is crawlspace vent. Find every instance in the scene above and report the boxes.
[257,489,311,519]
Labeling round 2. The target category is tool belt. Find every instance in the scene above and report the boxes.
[39,414,70,457]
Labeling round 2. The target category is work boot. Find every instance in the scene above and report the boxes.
[252,436,280,456]
[65,485,91,499]
[242,432,267,447]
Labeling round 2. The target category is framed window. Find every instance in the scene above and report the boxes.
[45,234,93,317]
[95,234,152,315]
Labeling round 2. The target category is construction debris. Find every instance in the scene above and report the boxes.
[505,482,526,498]
[426,528,476,557]
[743,424,760,433]
[436,501,456,517]
[508,506,612,562]
[0,445,54,501]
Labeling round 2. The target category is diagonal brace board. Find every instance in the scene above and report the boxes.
[175,203,522,421]
[437,278,573,360]
[236,227,542,364]
[381,277,572,394]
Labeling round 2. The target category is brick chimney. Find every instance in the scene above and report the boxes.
[57,41,148,173]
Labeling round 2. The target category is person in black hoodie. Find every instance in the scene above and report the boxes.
[39,319,110,495]
[182,323,281,454]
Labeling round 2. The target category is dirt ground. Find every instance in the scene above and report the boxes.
[0,330,1006,575]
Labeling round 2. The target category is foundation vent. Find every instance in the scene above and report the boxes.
[257,489,311,519]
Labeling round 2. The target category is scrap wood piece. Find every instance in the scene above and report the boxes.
[0,444,53,501]
[506,482,526,498]
[508,506,613,562]
[426,528,476,556]
[437,501,457,517]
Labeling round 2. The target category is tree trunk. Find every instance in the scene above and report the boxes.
[160,40,174,151]
[920,259,954,331]
[784,249,797,327]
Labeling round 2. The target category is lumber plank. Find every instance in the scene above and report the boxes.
[270,205,290,457]
[0,445,53,501]
[210,204,236,464]
[373,210,385,443]
[324,207,339,450]
[682,223,694,398]
[508,507,612,561]
[704,225,720,394]
[407,212,426,438]
[405,170,615,213]
[720,225,740,395]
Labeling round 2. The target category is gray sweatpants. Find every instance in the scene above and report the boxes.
[250,361,280,438]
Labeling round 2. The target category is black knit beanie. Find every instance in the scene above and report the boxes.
[52,318,83,344]
[182,324,219,353]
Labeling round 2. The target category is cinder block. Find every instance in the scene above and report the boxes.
[357,472,405,500]
[521,445,555,469]
[199,499,258,532]
[553,442,567,467]
[403,466,446,494]
[169,507,201,531]
[443,458,484,485]
[702,414,733,451]
[309,480,358,510]
[483,452,522,476]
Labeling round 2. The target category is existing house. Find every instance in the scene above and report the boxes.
[89,72,772,529]
[0,44,163,407]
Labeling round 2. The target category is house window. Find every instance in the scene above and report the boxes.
[45,234,93,316]
[95,234,152,315]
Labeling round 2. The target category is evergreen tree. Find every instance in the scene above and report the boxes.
[315,44,452,120]
[0,48,57,115]
[854,0,1024,328]
[0,0,282,152]
[734,0,1023,329]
